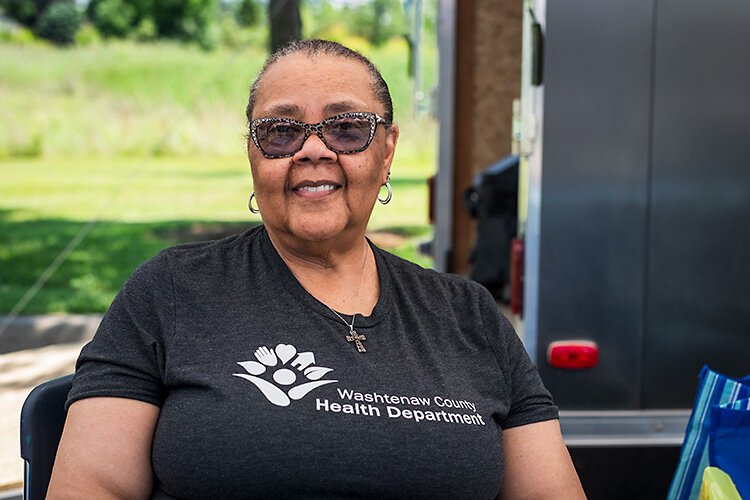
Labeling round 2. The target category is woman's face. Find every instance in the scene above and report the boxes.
[248,53,398,246]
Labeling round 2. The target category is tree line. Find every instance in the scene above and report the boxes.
[0,0,420,51]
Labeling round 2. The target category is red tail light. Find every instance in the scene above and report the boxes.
[547,341,599,369]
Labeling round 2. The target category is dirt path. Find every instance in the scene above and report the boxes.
[0,314,100,492]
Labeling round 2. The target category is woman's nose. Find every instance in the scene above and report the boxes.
[293,131,337,163]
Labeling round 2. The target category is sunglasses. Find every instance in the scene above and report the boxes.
[250,111,389,159]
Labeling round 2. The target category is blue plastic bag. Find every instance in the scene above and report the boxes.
[668,366,750,500]
[709,398,750,498]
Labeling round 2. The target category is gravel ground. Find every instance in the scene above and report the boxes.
[0,315,100,493]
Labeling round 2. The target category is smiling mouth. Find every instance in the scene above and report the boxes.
[291,180,344,198]
[295,184,340,193]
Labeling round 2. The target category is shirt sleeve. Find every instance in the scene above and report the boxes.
[65,251,175,410]
[477,285,559,429]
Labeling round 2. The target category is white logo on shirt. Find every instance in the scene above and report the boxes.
[233,343,338,407]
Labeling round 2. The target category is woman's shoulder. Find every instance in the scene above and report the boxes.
[375,245,486,298]
[129,225,264,283]
[162,224,263,259]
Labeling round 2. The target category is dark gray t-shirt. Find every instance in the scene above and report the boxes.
[67,225,557,499]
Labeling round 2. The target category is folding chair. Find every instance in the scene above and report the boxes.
[20,374,74,500]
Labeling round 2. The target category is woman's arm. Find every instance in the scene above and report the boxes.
[48,397,160,500]
[498,419,586,500]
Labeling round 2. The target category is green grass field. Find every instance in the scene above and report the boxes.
[0,40,437,314]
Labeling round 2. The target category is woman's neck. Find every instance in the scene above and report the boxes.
[266,228,379,316]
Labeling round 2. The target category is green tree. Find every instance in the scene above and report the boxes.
[34,0,81,45]
[84,0,217,46]
[87,0,138,38]
[302,0,338,39]
[151,0,217,46]
[1,0,56,27]
[235,0,260,27]
[346,0,405,47]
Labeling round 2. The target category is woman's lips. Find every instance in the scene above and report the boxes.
[292,182,342,199]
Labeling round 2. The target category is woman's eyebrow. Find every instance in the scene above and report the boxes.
[264,103,302,117]
[324,101,366,115]
[261,100,367,119]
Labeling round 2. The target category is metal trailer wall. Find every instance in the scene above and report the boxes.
[643,0,750,407]
[535,0,750,410]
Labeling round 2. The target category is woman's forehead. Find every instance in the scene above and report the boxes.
[254,54,378,117]
[266,51,369,77]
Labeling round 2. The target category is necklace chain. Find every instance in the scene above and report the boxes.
[291,242,370,353]
[328,246,368,327]
[329,308,356,331]
[327,245,369,353]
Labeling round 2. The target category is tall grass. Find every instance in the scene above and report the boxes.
[0,38,437,158]
[1,42,261,157]
[0,38,437,313]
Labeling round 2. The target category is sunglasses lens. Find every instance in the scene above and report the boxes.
[256,121,304,156]
[323,116,373,152]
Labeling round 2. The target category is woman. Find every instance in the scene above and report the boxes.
[49,40,584,499]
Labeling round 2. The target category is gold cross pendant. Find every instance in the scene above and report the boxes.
[346,329,367,353]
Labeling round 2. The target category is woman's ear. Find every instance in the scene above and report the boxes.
[382,124,399,180]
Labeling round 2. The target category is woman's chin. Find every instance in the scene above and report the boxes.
[287,219,351,244]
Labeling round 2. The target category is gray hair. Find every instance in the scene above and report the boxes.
[245,39,394,125]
